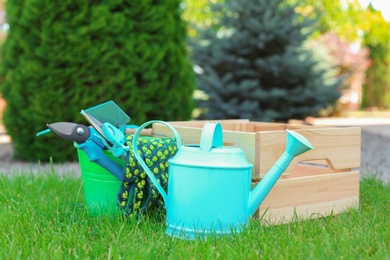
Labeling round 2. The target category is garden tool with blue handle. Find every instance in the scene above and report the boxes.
[38,122,123,180]
[81,110,130,159]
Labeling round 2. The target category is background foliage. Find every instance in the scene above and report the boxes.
[190,0,341,121]
[0,0,195,162]
[295,0,390,110]
[361,5,390,109]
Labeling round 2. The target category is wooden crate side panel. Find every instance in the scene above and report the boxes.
[153,125,203,144]
[258,196,359,225]
[253,122,318,132]
[256,127,361,179]
[159,120,250,131]
[254,171,360,224]
[223,130,256,164]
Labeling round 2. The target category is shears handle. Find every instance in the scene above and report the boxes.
[78,141,123,180]
[77,128,123,180]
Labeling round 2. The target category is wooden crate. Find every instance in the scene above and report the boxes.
[152,120,360,224]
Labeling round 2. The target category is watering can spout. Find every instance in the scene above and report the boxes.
[248,130,314,216]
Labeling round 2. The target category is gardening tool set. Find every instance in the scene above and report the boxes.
[37,100,315,239]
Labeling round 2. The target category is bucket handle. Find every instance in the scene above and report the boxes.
[200,122,223,152]
[132,120,181,205]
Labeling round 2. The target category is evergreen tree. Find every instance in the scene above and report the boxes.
[1,0,195,162]
[191,0,341,121]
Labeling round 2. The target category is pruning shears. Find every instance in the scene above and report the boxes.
[81,110,130,158]
[39,122,123,180]
[36,101,154,181]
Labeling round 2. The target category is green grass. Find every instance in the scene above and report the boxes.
[0,172,389,259]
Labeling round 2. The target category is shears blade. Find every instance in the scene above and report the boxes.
[47,122,90,144]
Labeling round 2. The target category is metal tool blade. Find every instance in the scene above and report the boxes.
[47,122,90,144]
[81,110,112,145]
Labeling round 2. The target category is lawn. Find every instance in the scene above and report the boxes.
[0,172,389,259]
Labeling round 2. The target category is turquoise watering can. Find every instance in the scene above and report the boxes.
[132,121,314,239]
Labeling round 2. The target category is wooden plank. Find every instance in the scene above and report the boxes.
[254,170,360,223]
[255,127,361,179]
[153,125,203,144]
[252,122,318,132]
[258,196,359,225]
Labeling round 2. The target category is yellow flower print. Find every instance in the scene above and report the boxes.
[152,156,158,162]
[149,144,154,150]
[137,190,143,199]
[121,201,126,207]
[164,150,169,155]
[160,163,165,171]
[137,180,145,188]
[165,162,169,168]
[126,169,132,178]
[153,167,159,174]
[134,169,139,176]
[157,151,163,157]
[123,191,128,199]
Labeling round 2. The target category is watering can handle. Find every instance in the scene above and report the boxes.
[200,122,223,152]
[132,120,182,204]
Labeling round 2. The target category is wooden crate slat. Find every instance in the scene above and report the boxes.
[255,171,359,222]
[255,127,361,179]
[258,196,359,225]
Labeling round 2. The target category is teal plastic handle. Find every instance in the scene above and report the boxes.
[132,120,182,204]
[200,122,223,152]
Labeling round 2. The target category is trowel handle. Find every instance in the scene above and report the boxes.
[132,120,182,204]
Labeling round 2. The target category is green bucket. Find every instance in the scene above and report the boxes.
[77,149,124,215]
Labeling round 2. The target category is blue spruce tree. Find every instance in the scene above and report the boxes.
[191,0,341,121]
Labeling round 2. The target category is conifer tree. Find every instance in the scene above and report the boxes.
[191,0,341,121]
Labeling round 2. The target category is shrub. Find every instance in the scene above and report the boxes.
[1,0,195,162]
